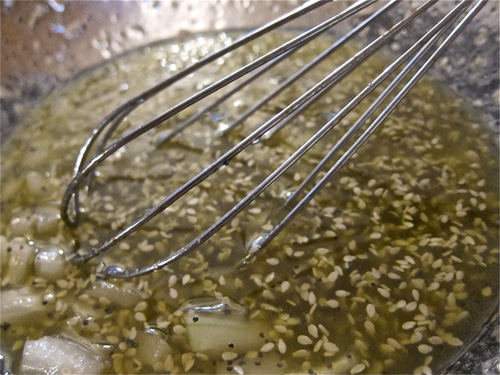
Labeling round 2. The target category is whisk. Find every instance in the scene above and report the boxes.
[61,0,487,278]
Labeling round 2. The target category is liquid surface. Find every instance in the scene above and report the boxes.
[1,31,499,374]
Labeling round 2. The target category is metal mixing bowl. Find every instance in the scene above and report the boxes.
[1,1,499,373]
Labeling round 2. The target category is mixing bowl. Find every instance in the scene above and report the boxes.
[1,1,498,374]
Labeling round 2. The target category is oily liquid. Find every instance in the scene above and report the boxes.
[1,32,499,374]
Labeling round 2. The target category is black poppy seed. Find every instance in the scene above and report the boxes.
[226,366,233,371]
[326,363,332,369]
[347,353,352,359]
[255,361,261,366]
[42,300,48,305]
[82,319,89,326]
[120,336,126,342]
[277,363,283,368]
[227,360,233,365]
[264,338,270,343]
[105,308,113,314]
[1,323,10,331]
[7,247,11,252]
[239,361,245,366]
[193,316,199,322]
[308,369,315,375]
[259,332,265,338]
[228,343,234,348]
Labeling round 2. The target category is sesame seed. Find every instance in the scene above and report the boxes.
[134,301,147,312]
[278,339,287,354]
[185,358,195,372]
[350,363,366,374]
[377,288,390,298]
[418,344,433,354]
[429,336,443,345]
[402,321,416,330]
[323,342,339,353]
[335,290,350,297]
[366,304,376,318]
[170,288,178,299]
[266,257,279,266]
[297,335,313,345]
[344,255,356,262]
[325,299,339,308]
[364,321,375,335]
[281,281,290,293]
[275,325,287,333]
[445,336,463,346]
[222,352,238,361]
[481,286,492,297]
[134,312,146,322]
[327,271,339,283]
[182,274,191,285]
[260,342,275,353]
[308,324,318,338]
[292,349,309,358]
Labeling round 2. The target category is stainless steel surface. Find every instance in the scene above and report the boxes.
[1,1,499,374]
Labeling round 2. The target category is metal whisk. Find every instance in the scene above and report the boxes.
[61,0,487,278]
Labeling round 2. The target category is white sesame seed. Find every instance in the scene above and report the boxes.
[222,352,238,361]
[387,338,402,350]
[411,332,423,343]
[366,304,376,318]
[406,301,418,311]
[170,288,178,299]
[266,257,279,266]
[168,275,177,287]
[134,312,146,322]
[185,358,195,372]
[429,336,443,345]
[134,301,147,312]
[344,255,356,262]
[129,327,137,340]
[308,291,317,305]
[182,274,191,285]
[335,290,351,297]
[297,335,313,345]
[350,363,366,374]
[327,271,339,283]
[418,345,433,354]
[292,349,308,358]
[325,299,339,308]
[260,342,275,353]
[275,325,287,333]
[323,342,339,353]
[265,272,275,283]
[281,281,290,293]
[278,339,287,354]
[402,321,416,330]
[364,321,375,335]
[308,324,318,338]
[445,336,463,346]
[377,288,390,298]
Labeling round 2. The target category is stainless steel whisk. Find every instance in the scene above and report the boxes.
[61,0,487,278]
